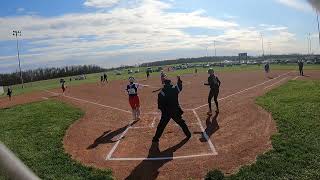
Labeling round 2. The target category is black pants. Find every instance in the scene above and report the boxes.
[299,68,304,76]
[208,89,219,111]
[153,112,191,141]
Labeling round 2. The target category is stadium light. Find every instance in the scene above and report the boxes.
[13,30,24,88]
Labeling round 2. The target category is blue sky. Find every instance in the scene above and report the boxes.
[0,0,319,73]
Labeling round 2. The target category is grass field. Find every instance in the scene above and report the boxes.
[206,80,320,180]
[2,64,320,97]
[0,101,113,180]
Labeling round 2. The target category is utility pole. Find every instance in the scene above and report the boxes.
[214,41,217,57]
[316,10,320,48]
[260,33,265,59]
[268,42,272,56]
[13,30,24,88]
[206,46,208,57]
[308,33,312,55]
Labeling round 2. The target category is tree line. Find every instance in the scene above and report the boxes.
[0,65,105,86]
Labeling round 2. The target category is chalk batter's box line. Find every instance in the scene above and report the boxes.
[106,112,217,161]
[108,153,216,161]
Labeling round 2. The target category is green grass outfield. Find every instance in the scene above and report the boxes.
[0,101,113,180]
[2,64,320,97]
[206,80,320,180]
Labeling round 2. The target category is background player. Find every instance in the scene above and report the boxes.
[146,70,150,79]
[7,86,12,101]
[61,80,66,95]
[204,68,221,116]
[298,59,304,76]
[126,77,141,121]
[103,73,108,83]
[264,62,270,78]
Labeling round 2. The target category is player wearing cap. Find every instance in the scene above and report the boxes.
[126,77,141,120]
[204,68,221,116]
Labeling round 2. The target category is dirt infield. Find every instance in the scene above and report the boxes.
[1,70,320,180]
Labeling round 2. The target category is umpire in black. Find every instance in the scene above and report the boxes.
[152,76,192,143]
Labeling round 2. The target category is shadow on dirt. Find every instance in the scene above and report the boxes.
[87,120,138,149]
[194,112,219,142]
[125,138,189,180]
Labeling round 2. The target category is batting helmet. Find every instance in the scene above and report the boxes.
[208,68,214,74]
[128,76,135,83]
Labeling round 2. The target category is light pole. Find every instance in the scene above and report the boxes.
[268,42,272,56]
[13,30,24,88]
[213,41,217,57]
[206,46,208,57]
[260,33,265,58]
[308,33,312,55]
[316,10,320,48]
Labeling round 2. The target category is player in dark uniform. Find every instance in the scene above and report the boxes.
[7,87,12,101]
[264,62,270,74]
[298,60,304,76]
[146,70,150,79]
[204,68,221,116]
[61,80,66,95]
[126,77,141,120]
[152,76,191,143]
[100,75,103,85]
[103,73,108,83]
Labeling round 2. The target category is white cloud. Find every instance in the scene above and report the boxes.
[275,0,312,12]
[84,0,121,8]
[16,8,25,13]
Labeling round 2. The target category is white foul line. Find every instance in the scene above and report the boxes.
[45,90,131,114]
[108,153,215,161]
[106,123,132,160]
[293,76,300,80]
[194,71,292,110]
[264,77,287,89]
[192,110,218,155]
[41,97,48,100]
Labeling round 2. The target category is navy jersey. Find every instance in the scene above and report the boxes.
[127,83,139,96]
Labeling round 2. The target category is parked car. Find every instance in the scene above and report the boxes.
[74,74,86,80]
[147,67,153,73]
[156,67,163,72]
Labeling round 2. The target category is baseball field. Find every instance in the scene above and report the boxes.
[0,64,320,179]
